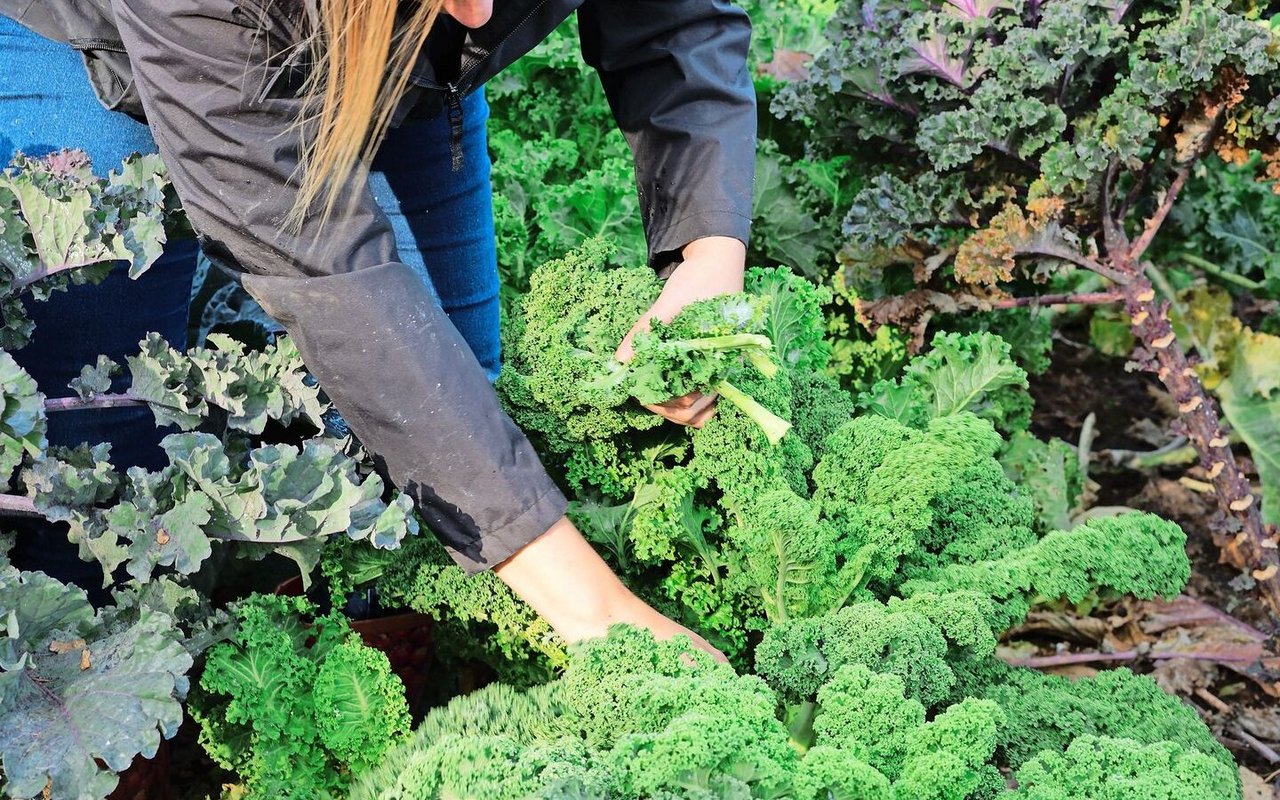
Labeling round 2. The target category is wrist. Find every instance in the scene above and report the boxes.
[681,235,746,263]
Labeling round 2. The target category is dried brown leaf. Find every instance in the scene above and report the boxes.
[757,49,813,83]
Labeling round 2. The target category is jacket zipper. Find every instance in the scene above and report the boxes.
[430,2,549,170]
[446,82,466,172]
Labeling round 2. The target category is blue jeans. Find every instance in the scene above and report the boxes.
[369,90,502,381]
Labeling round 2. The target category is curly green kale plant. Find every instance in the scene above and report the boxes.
[191,593,410,800]
[587,292,792,445]
[380,243,1157,674]
[780,0,1280,610]
[349,595,1237,799]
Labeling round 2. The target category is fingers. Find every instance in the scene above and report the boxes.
[645,392,719,428]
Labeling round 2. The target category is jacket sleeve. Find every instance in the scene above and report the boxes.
[577,0,757,268]
[109,0,567,572]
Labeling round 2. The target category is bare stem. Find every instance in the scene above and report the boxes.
[1128,164,1195,264]
[988,291,1123,309]
[1116,272,1280,616]
[1181,253,1265,292]
[0,494,41,517]
[44,393,146,412]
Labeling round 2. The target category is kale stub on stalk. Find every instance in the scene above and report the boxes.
[781,0,1280,613]
[585,293,793,445]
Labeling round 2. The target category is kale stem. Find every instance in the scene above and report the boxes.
[713,381,792,445]
[671,334,774,353]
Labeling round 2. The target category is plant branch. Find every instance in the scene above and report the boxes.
[1127,97,1228,265]
[44,393,147,412]
[1181,253,1265,292]
[1020,243,1132,285]
[1100,158,1130,256]
[988,290,1123,309]
[1098,438,1199,470]
[1111,271,1280,616]
[0,494,41,517]
[1003,648,1261,669]
[1128,163,1195,264]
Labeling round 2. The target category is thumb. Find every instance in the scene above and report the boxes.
[615,311,656,363]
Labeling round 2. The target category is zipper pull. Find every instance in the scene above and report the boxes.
[446,83,465,172]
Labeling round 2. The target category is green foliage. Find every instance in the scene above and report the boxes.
[902,513,1191,632]
[748,265,834,372]
[858,331,1031,434]
[0,563,192,800]
[1173,286,1280,523]
[0,151,179,348]
[127,333,326,434]
[191,594,409,799]
[999,432,1085,532]
[22,431,418,585]
[1163,153,1280,298]
[486,19,644,297]
[375,536,567,685]
[498,239,667,495]
[1013,735,1240,799]
[351,626,795,800]
[755,591,1000,707]
[982,667,1234,771]
[0,351,45,490]
[353,616,1232,800]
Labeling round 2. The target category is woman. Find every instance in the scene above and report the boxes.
[1,0,756,656]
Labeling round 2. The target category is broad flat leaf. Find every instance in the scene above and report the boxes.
[114,492,215,582]
[128,333,324,435]
[0,151,171,287]
[0,569,191,799]
[918,333,1028,421]
[127,333,205,430]
[752,146,825,278]
[0,351,46,488]
[312,639,408,770]
[24,444,119,522]
[1217,335,1280,526]
[1000,432,1083,531]
[747,266,833,371]
[0,569,94,668]
[858,332,1031,434]
[1176,295,1280,525]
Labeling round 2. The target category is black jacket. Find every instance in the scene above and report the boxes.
[0,0,756,572]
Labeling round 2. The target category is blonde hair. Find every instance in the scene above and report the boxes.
[289,0,446,229]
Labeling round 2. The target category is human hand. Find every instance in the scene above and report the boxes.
[615,236,746,428]
[496,516,728,663]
